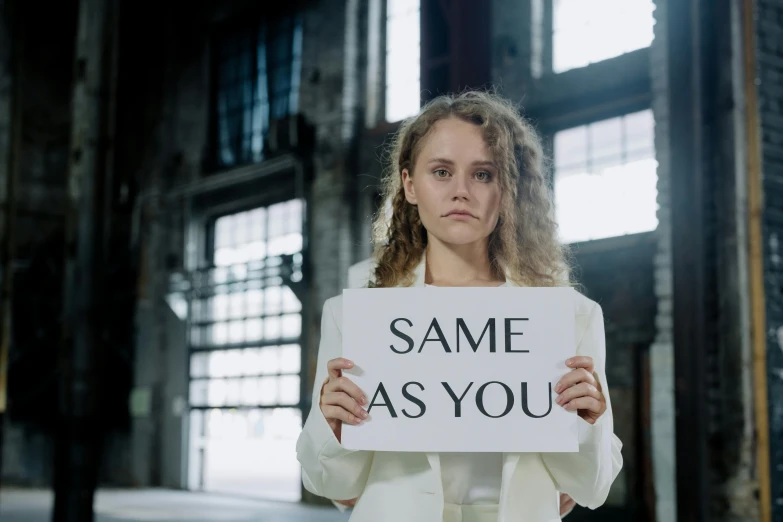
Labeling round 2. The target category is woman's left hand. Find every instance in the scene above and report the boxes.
[554,356,606,424]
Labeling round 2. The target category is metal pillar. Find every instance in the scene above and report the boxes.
[53,0,118,520]
[420,0,492,100]
[0,0,21,500]
[667,0,713,519]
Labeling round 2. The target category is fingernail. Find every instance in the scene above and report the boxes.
[554,384,561,392]
[564,403,572,410]
[346,360,354,367]
[360,395,367,404]
[567,358,573,365]
[556,396,563,404]
[361,410,369,418]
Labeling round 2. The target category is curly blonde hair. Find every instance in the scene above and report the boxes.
[370,90,573,288]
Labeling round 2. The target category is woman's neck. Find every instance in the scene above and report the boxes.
[424,239,504,287]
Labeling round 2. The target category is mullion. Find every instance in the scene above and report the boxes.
[189,338,300,352]
[191,309,296,328]
[190,399,302,411]
[190,372,300,381]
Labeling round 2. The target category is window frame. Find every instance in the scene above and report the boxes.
[538,0,655,77]
[207,7,303,173]
[549,107,658,245]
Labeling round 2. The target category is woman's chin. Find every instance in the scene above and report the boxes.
[430,231,490,247]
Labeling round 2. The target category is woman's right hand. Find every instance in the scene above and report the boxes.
[319,358,369,441]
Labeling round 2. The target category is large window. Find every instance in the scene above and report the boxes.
[385,0,420,122]
[553,0,654,73]
[187,200,305,501]
[554,110,658,243]
[213,14,303,169]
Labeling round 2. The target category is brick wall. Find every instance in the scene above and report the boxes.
[757,0,783,516]
[298,2,357,432]
[300,0,355,311]
[573,233,658,517]
[0,0,79,487]
[490,0,531,104]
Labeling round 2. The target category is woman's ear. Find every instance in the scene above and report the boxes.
[402,169,417,204]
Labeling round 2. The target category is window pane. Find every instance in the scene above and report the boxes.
[212,322,229,345]
[265,316,281,340]
[281,314,301,339]
[624,110,655,161]
[208,379,228,407]
[213,16,303,169]
[554,125,588,174]
[279,375,300,405]
[246,318,263,342]
[287,200,303,233]
[191,353,209,378]
[228,320,245,343]
[190,380,208,407]
[590,117,623,170]
[386,0,420,122]
[265,286,282,315]
[260,347,281,375]
[553,0,654,73]
[260,376,279,405]
[279,345,301,374]
[281,286,301,313]
[554,110,658,243]
[212,294,229,321]
[268,233,302,257]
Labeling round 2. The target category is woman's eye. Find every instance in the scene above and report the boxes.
[475,171,492,182]
[434,169,450,178]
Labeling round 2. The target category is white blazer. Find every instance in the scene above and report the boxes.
[296,258,623,522]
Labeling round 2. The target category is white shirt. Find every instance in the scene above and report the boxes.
[425,283,507,506]
[440,452,503,505]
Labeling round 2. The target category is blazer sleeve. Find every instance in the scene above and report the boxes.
[296,297,374,501]
[540,302,623,510]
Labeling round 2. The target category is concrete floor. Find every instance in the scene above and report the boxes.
[0,488,351,522]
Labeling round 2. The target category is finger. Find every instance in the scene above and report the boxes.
[325,375,367,405]
[322,404,364,425]
[556,382,602,406]
[560,497,576,516]
[324,391,369,420]
[554,368,595,392]
[566,356,594,373]
[326,357,355,380]
[563,396,603,413]
[559,492,574,507]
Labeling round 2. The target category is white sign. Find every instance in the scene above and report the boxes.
[341,287,579,453]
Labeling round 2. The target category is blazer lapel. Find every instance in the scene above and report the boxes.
[426,453,442,490]
[497,453,521,521]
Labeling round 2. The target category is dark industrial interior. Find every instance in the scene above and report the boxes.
[0,0,781,521]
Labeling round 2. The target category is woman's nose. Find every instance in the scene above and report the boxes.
[452,173,470,200]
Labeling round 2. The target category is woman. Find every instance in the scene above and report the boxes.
[296,91,623,522]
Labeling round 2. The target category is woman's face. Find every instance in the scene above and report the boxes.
[402,117,502,248]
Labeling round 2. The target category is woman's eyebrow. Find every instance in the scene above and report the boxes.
[471,160,498,169]
[426,157,497,169]
[426,157,455,165]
